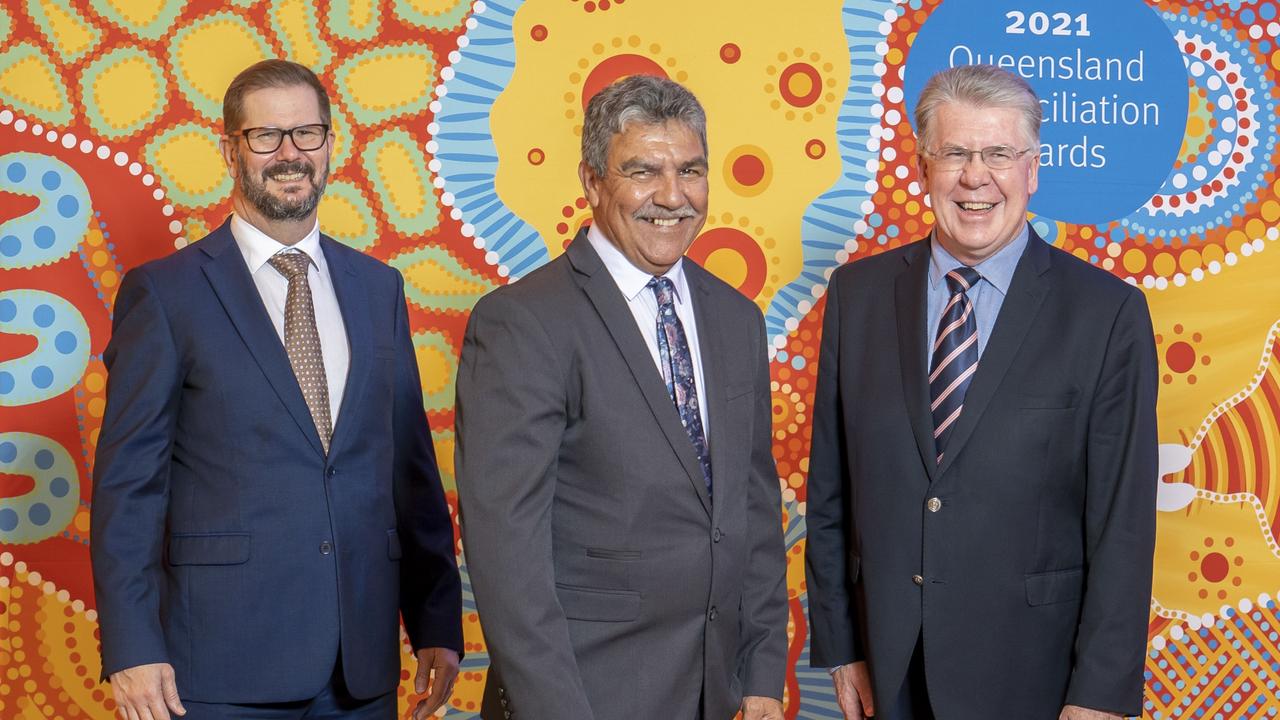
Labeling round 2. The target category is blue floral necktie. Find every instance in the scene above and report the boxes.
[648,276,712,494]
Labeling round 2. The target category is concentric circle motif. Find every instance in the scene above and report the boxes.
[1123,16,1274,236]
[723,144,773,198]
[687,226,767,299]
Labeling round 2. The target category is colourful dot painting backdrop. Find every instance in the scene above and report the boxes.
[1,0,1279,718]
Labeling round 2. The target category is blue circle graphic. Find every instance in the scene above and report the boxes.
[28,502,51,526]
[54,330,77,354]
[34,448,55,470]
[0,508,17,532]
[903,0,1188,223]
[33,225,56,249]
[50,477,70,498]
[0,298,15,322]
[0,441,15,462]
[33,303,55,327]
[41,170,61,190]
[0,235,19,257]
[5,162,25,183]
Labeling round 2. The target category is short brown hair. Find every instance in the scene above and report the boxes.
[222,59,331,134]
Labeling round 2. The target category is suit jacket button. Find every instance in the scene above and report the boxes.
[926,497,942,513]
[326,466,336,478]
[713,527,722,542]
[320,541,333,555]
[912,574,923,586]
[709,606,718,621]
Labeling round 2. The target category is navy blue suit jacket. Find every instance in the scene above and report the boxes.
[91,220,462,702]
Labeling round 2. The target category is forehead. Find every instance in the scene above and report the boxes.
[931,102,1027,145]
[239,84,323,126]
[607,120,705,161]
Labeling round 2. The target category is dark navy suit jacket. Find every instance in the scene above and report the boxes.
[805,230,1158,718]
[91,219,461,702]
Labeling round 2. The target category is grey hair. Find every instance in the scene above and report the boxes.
[914,64,1042,152]
[581,75,708,177]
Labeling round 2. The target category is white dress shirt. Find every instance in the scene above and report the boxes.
[230,214,350,424]
[587,224,710,437]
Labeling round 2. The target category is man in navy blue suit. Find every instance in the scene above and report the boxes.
[91,60,462,720]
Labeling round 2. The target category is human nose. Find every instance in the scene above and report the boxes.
[275,131,304,159]
[957,152,990,187]
[653,170,685,208]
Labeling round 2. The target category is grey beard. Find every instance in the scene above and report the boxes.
[237,156,327,222]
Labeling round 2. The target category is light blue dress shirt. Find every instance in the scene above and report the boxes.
[926,223,1030,360]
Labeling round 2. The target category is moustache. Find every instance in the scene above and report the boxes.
[632,205,696,221]
[262,161,315,181]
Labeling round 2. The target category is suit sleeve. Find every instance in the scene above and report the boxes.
[804,270,864,668]
[90,267,182,676]
[454,291,596,719]
[391,271,463,654]
[1064,288,1159,715]
[738,309,789,698]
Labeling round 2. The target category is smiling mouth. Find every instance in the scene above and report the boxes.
[956,201,996,212]
[644,217,684,227]
[270,171,309,183]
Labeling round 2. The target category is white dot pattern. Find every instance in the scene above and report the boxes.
[268,251,333,454]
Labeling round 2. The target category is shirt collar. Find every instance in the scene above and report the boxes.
[586,223,689,304]
[230,213,325,275]
[928,222,1029,297]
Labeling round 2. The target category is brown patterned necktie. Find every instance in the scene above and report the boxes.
[268,250,333,454]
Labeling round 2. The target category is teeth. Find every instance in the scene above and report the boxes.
[272,172,306,181]
[647,218,680,227]
[959,202,994,211]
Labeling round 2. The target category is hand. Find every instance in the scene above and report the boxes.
[412,647,460,719]
[1059,705,1123,720]
[741,695,784,719]
[109,662,185,720]
[831,661,875,719]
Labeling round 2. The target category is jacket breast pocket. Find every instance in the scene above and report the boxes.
[1017,390,1079,410]
[167,532,251,566]
[556,583,641,622]
[1025,567,1084,606]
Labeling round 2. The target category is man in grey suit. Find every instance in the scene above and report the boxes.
[455,75,788,720]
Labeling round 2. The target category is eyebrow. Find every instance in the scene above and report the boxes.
[618,159,660,173]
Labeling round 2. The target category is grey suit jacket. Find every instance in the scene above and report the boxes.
[455,229,788,719]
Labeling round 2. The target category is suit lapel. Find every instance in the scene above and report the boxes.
[566,232,712,518]
[199,221,326,457]
[894,242,939,483]
[323,237,372,456]
[686,263,729,524]
[936,229,1052,478]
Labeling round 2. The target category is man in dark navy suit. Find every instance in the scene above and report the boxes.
[91,60,461,720]
[805,65,1158,720]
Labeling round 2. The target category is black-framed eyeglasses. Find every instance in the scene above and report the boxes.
[231,124,330,154]
[923,145,1034,171]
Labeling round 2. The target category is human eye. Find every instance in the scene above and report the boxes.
[985,146,1016,163]
[940,146,969,161]
[295,125,324,140]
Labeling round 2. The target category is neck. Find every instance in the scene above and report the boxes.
[231,195,314,246]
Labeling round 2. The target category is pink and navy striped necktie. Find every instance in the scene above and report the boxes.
[929,266,982,465]
[648,276,712,494]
